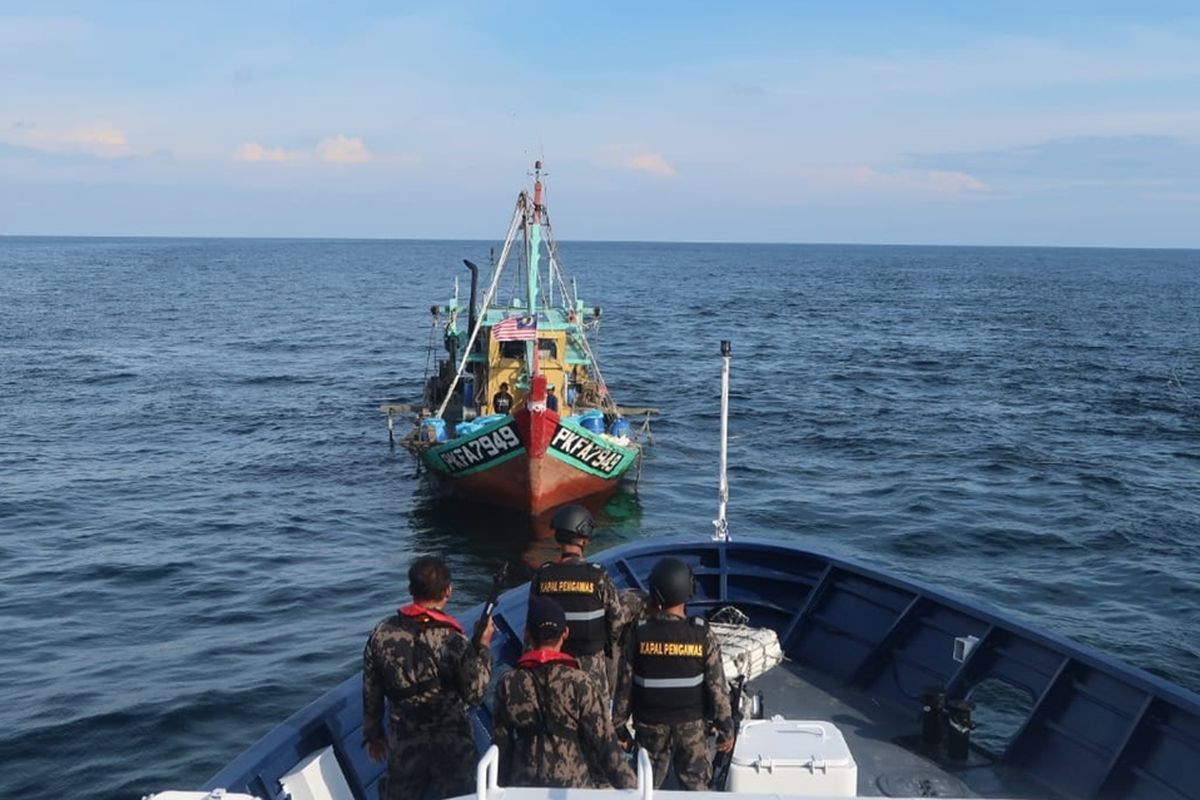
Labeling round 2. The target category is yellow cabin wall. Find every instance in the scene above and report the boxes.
[480,331,575,415]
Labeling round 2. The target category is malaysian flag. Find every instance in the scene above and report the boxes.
[492,314,538,341]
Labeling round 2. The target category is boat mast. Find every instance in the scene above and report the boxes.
[713,340,732,542]
[526,161,545,376]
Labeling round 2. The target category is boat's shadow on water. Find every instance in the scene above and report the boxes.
[405,483,645,584]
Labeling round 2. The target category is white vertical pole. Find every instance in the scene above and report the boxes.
[713,340,731,541]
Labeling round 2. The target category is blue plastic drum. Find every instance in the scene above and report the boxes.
[608,418,631,438]
[420,418,448,443]
[579,409,605,434]
[462,375,475,408]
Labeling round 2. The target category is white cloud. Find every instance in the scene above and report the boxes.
[627,152,677,177]
[0,16,87,47]
[1,123,131,157]
[233,142,300,163]
[317,134,371,163]
[232,135,374,164]
[796,165,990,197]
[848,166,989,195]
[59,127,126,147]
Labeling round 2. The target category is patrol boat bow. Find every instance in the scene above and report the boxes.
[162,344,1200,799]
[160,534,1200,800]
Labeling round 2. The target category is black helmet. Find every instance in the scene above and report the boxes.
[649,557,694,607]
[552,504,595,544]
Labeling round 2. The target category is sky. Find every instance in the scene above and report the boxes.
[2,1,1199,247]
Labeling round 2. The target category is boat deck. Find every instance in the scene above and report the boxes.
[748,659,1049,798]
[201,538,1200,800]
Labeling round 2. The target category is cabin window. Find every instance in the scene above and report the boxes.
[966,678,1035,756]
[500,341,526,359]
[538,338,558,359]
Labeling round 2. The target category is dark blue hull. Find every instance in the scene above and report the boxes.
[205,536,1200,799]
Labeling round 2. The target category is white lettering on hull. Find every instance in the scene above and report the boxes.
[438,423,523,473]
[550,424,626,475]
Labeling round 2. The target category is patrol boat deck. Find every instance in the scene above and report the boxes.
[186,535,1200,800]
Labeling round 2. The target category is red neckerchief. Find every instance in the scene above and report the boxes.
[398,603,465,635]
[517,649,580,669]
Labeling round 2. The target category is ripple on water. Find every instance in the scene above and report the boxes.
[1,239,1198,800]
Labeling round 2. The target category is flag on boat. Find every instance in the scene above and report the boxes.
[492,314,538,341]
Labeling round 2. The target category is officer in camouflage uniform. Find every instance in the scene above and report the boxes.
[529,504,620,703]
[613,557,734,790]
[363,555,494,800]
[608,587,649,695]
[492,596,637,789]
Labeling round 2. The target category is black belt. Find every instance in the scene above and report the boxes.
[390,676,443,702]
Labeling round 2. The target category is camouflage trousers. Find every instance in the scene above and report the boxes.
[574,652,611,714]
[572,652,617,787]
[383,714,476,800]
[633,718,711,790]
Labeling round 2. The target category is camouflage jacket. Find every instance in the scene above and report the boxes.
[362,605,493,741]
[492,651,636,789]
[612,610,734,739]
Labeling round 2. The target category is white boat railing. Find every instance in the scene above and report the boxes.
[476,744,501,800]
[471,745,657,799]
[635,747,655,799]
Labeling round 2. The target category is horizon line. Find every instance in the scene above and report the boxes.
[2,233,1198,253]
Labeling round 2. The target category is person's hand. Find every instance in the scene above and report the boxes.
[616,726,635,752]
[478,616,495,648]
[366,738,386,763]
[715,735,735,754]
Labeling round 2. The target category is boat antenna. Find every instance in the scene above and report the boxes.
[713,340,732,542]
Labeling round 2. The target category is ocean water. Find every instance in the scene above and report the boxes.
[1,237,1197,799]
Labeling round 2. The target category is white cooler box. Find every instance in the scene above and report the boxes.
[727,717,858,796]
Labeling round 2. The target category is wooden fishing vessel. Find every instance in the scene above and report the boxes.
[390,162,646,514]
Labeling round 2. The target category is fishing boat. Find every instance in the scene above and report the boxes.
[384,162,645,515]
[159,345,1200,799]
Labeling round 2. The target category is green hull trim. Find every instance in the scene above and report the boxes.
[546,417,639,479]
[423,417,525,477]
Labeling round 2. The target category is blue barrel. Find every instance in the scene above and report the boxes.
[608,418,631,438]
[461,375,475,408]
[420,418,447,443]
[579,409,605,434]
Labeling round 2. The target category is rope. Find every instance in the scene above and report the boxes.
[421,310,439,406]
[435,197,526,419]
[540,211,619,417]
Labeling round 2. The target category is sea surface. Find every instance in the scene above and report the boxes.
[1,237,1198,799]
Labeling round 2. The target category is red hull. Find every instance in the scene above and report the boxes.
[422,396,636,515]
[441,448,622,515]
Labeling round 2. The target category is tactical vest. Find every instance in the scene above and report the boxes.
[507,664,580,744]
[534,561,607,656]
[631,616,708,724]
[387,612,455,704]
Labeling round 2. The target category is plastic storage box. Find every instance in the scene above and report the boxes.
[727,718,858,796]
